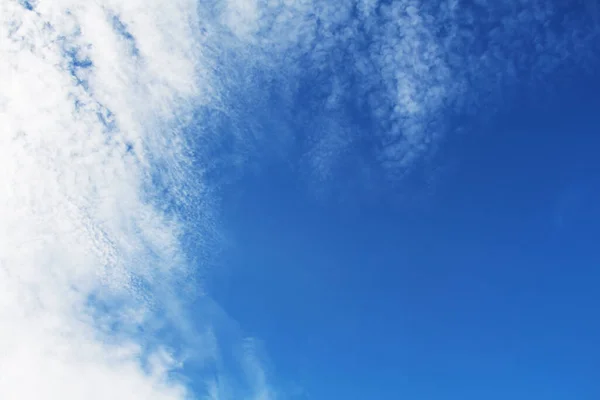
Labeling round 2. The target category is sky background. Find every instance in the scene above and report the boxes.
[197,2,600,398]
[2,0,600,399]
[210,84,600,399]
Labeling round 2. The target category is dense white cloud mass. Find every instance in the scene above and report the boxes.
[0,0,207,398]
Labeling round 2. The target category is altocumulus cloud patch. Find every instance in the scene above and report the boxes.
[213,0,600,192]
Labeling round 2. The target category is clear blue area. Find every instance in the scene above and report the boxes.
[187,2,600,399]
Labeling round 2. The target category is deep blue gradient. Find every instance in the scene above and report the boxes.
[213,85,600,399]
[188,2,600,399]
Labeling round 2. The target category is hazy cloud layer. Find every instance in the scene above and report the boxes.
[216,0,600,186]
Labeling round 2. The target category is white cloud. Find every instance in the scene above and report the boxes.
[222,0,261,40]
[242,339,276,400]
[217,0,598,185]
[0,0,209,398]
[218,0,459,179]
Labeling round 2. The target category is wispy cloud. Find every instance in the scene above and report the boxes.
[216,0,599,187]
[242,338,276,400]
[0,0,210,398]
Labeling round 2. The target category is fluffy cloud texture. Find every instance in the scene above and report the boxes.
[1,0,207,398]
[217,0,599,185]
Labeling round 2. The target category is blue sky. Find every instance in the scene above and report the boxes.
[3,0,600,399]
[190,1,600,398]
[209,89,600,399]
